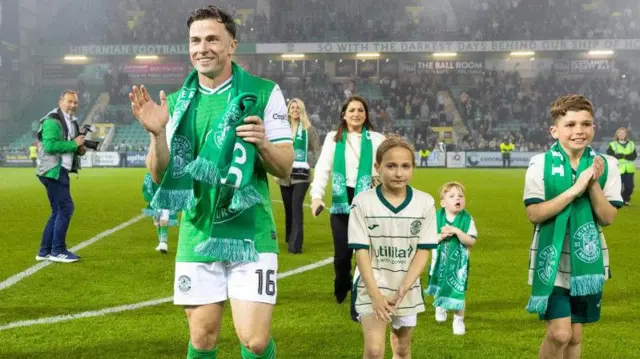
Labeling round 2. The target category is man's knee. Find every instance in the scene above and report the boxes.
[189,326,218,350]
[188,317,221,350]
[238,333,271,354]
[186,307,222,350]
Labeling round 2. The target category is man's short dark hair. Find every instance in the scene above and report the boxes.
[59,90,77,100]
[187,5,236,39]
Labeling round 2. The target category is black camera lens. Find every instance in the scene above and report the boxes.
[84,140,100,151]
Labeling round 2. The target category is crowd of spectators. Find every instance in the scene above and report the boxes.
[40,0,640,44]
[7,0,637,155]
[454,67,640,151]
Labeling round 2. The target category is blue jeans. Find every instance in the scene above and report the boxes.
[38,168,74,254]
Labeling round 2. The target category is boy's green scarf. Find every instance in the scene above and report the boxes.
[142,173,158,205]
[526,142,608,314]
[292,121,308,169]
[425,208,471,310]
[150,63,264,262]
[142,173,178,226]
[330,128,373,214]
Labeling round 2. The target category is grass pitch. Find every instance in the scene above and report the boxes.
[0,167,638,358]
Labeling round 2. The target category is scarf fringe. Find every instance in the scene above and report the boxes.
[194,237,259,262]
[150,188,195,211]
[229,185,264,212]
[526,295,549,314]
[185,156,219,185]
[142,208,156,216]
[425,285,440,296]
[329,203,352,215]
[433,297,465,311]
[570,274,605,296]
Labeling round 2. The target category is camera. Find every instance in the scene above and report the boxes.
[77,124,100,151]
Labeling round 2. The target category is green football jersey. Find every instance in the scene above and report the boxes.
[165,76,292,262]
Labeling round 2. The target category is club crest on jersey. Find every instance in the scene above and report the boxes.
[573,222,600,263]
[410,220,422,236]
[332,173,346,196]
[537,245,558,285]
[171,135,193,178]
[446,246,468,294]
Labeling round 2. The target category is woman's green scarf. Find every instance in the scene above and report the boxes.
[292,121,308,169]
[330,128,373,214]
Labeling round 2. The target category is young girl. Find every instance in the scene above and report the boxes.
[348,135,438,359]
[142,173,178,253]
[426,182,478,335]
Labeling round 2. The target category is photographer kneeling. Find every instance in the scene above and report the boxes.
[35,90,89,263]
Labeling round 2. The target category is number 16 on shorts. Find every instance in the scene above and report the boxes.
[173,253,278,305]
[256,269,276,296]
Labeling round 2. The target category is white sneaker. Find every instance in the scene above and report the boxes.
[155,242,168,254]
[435,307,447,323]
[453,315,465,335]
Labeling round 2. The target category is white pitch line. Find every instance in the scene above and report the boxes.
[0,214,146,291]
[0,200,306,291]
[0,257,333,331]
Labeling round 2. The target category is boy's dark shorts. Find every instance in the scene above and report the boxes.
[540,286,602,323]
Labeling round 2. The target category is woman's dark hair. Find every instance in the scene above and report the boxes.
[333,95,375,142]
[187,5,236,39]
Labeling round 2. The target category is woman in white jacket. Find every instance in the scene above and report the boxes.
[310,95,385,306]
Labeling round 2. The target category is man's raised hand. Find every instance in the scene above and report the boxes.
[129,85,169,136]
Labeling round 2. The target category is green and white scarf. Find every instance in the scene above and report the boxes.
[526,142,608,314]
[150,63,264,262]
[425,208,471,310]
[142,173,157,207]
[330,128,373,214]
[292,121,308,169]
[142,173,178,226]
